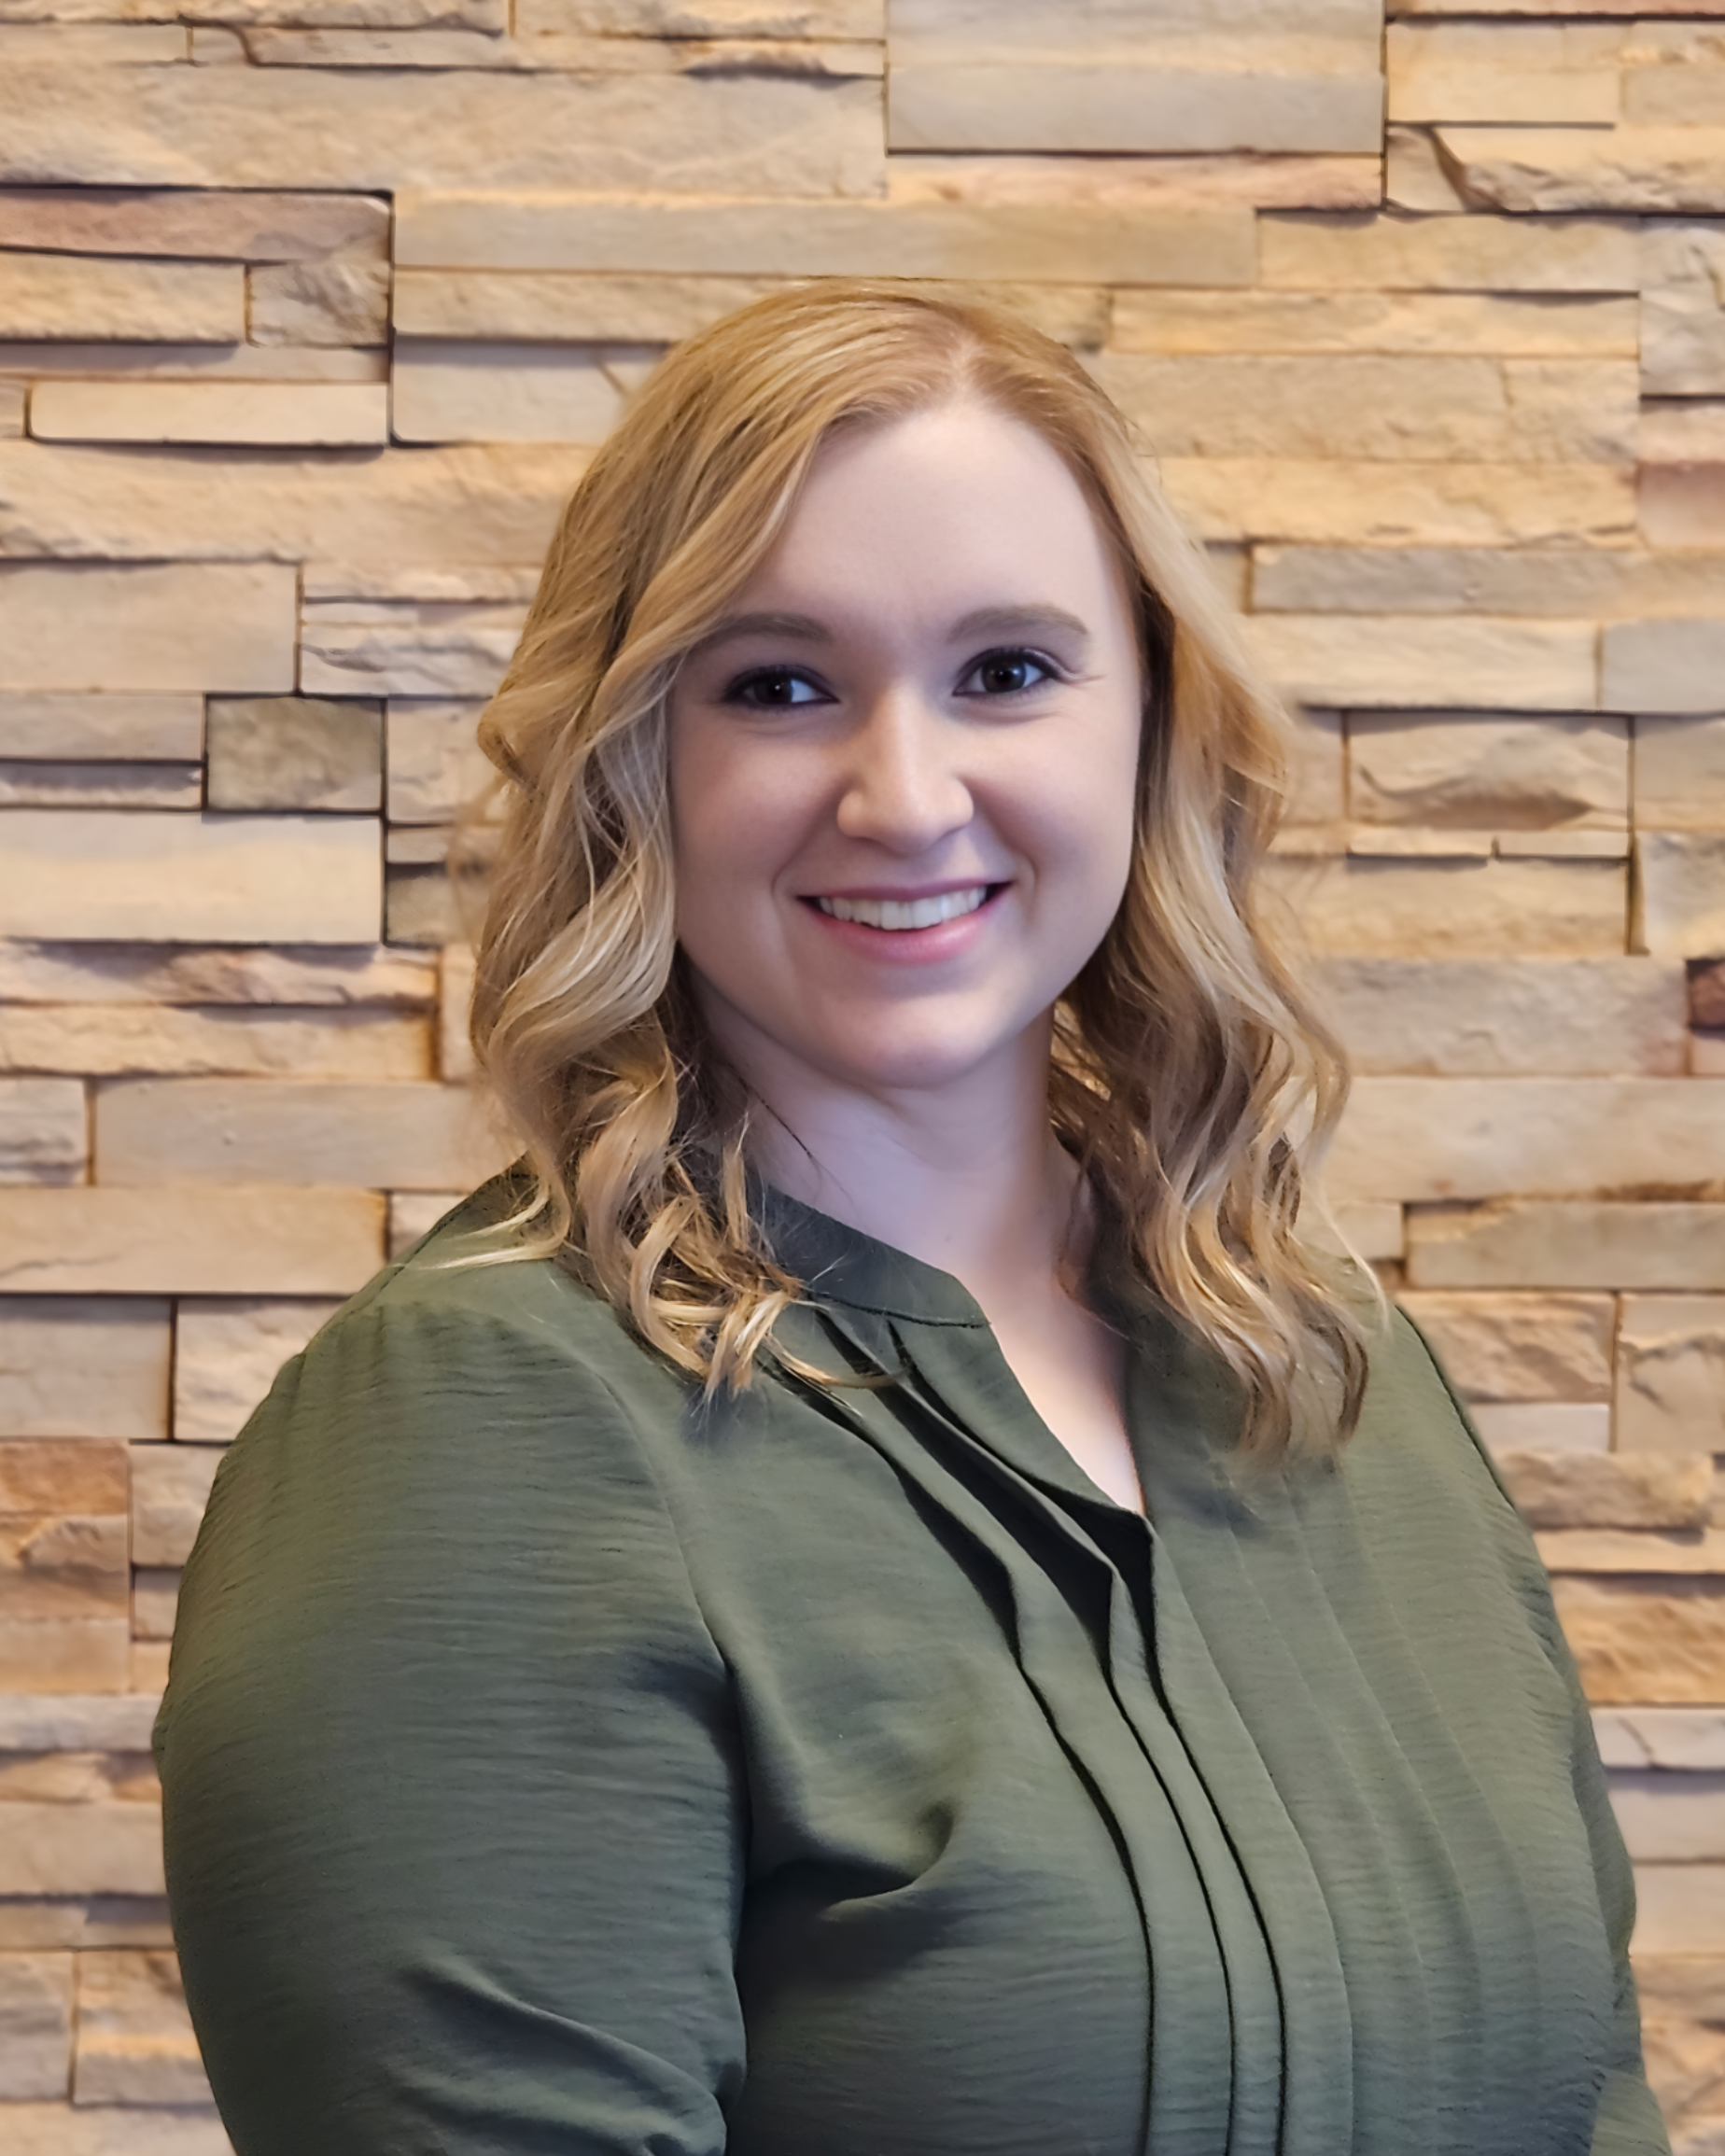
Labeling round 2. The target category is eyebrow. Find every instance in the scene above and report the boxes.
[695,604,1093,653]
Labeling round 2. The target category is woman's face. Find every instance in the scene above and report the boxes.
[666,399,1145,1105]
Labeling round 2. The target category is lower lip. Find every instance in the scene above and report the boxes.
[801,887,1005,965]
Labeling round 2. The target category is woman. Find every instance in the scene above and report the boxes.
[157,283,1668,2156]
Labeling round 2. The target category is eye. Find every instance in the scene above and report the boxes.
[957,648,1061,699]
[722,666,830,710]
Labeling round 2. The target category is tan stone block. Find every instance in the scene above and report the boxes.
[386,699,491,824]
[1398,1289,1614,1400]
[171,0,508,21]
[74,1948,211,2107]
[887,147,1380,215]
[129,1446,220,1571]
[1409,1201,1725,1290]
[1386,21,1622,124]
[302,601,526,698]
[0,255,242,343]
[0,941,433,1009]
[0,1952,72,2100]
[1554,1575,1725,1701]
[1385,122,1470,213]
[1697,964,1725,1029]
[249,259,389,347]
[1636,834,1725,962]
[1604,623,1725,719]
[131,1639,170,1693]
[1634,1953,1725,2020]
[1257,210,1638,293]
[0,563,293,696]
[0,382,21,437]
[1251,616,1601,710]
[0,1005,433,1083]
[1638,718,1725,834]
[205,694,381,813]
[0,1187,384,1297]
[523,0,878,28]
[1499,1449,1712,1529]
[0,694,203,764]
[1328,1199,1403,1262]
[0,341,386,383]
[1162,457,1634,549]
[0,22,185,55]
[0,1080,86,1187]
[1471,1401,1612,1453]
[1314,957,1684,1077]
[1540,1527,1725,1572]
[439,941,477,1085]
[1636,1865,1725,1959]
[1252,545,1725,622]
[1268,855,1626,959]
[0,1302,168,1441]
[173,1296,341,1443]
[0,1440,126,1515]
[0,812,380,944]
[386,1189,466,1256]
[395,189,1253,284]
[96,1076,509,1192]
[1351,714,1625,830]
[1642,399,1725,469]
[1334,1076,1725,1203]
[0,187,387,261]
[1627,61,1725,127]
[1435,125,1725,216]
[0,1697,159,1752]
[0,1511,128,1624]
[0,62,880,197]
[0,763,201,810]
[1642,222,1725,399]
[1110,287,1637,358]
[30,381,386,448]
[0,439,589,566]
[387,341,632,448]
[386,862,468,945]
[386,826,456,866]
[1642,461,1725,551]
[1597,1707,1725,1771]
[306,564,540,604]
[1644,2013,1725,2122]
[0,1802,164,1898]
[0,1621,129,1695]
[1617,1295,1725,1458]
[0,1897,174,1955]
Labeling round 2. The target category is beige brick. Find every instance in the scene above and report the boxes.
[1642,221,1725,399]
[1336,1076,1725,1204]
[1555,1575,1725,1701]
[249,259,390,346]
[386,1188,467,1255]
[1110,287,1637,358]
[306,564,540,605]
[0,763,201,811]
[0,1804,164,1897]
[1642,462,1725,552]
[1096,354,1634,466]
[0,254,243,343]
[1409,1201,1725,1290]
[0,1697,159,1753]
[1254,617,1601,711]
[393,268,780,344]
[386,700,491,824]
[132,1569,177,1640]
[1605,623,1725,718]
[0,1952,73,2100]
[0,695,202,763]
[0,439,590,565]
[1471,1401,1611,1453]
[0,23,186,57]
[886,147,1380,216]
[887,63,1382,156]
[0,563,293,695]
[1644,2015,1725,2124]
[302,602,526,698]
[0,1301,169,1440]
[0,1619,129,1695]
[395,189,1254,283]
[1268,855,1626,959]
[1635,1866,1725,1958]
[1252,545,1725,621]
[0,942,433,1009]
[95,1076,509,1192]
[1634,1954,1725,2023]
[205,694,382,813]
[1326,1199,1403,1262]
[1384,122,1470,213]
[173,1297,341,1443]
[0,63,881,198]
[0,812,380,944]
[0,1439,126,1516]
[0,1187,384,1297]
[1498,1449,1712,1530]
[1314,957,1684,1076]
[30,381,387,448]
[1434,125,1725,217]
[0,1513,128,1625]
[0,1005,433,1083]
[1636,834,1725,961]
[1257,210,1638,293]
[1618,1295,1725,1457]
[74,1948,212,2107]
[1642,399,1725,473]
[0,341,386,383]
[131,1639,170,1692]
[1351,714,1625,831]
[0,187,387,261]
[438,941,477,1085]
[1597,1707,1725,1771]
[1627,63,1725,127]
[1398,1289,1613,1400]
[389,342,633,448]
[524,0,878,28]
[130,1446,221,1571]
[167,0,508,21]
[1387,21,1621,124]
[0,1080,86,1186]
[1541,1527,1725,1572]
[1161,457,1634,549]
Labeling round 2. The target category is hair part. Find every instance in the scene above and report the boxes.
[465,278,1373,1460]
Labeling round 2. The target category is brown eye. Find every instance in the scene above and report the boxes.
[726,668,825,709]
[960,650,1057,698]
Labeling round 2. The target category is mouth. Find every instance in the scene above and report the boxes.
[810,885,995,932]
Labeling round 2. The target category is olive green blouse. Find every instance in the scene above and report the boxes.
[157,1184,1669,2156]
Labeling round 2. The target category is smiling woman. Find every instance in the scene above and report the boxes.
[155,284,1670,2156]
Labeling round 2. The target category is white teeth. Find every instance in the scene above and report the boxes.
[815,886,990,931]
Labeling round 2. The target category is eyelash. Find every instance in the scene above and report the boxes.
[720,647,1067,709]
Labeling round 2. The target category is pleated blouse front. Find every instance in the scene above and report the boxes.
[155,1185,1670,2156]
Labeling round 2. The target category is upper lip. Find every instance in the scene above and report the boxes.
[804,879,1002,901]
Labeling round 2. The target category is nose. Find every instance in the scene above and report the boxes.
[834,690,975,856]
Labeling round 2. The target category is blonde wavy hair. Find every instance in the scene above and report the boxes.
[468,278,1371,1458]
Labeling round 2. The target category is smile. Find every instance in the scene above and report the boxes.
[812,887,992,931]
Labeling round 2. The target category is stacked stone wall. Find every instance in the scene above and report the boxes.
[0,1,1722,2147]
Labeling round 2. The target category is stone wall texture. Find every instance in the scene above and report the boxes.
[1,0,1724,2147]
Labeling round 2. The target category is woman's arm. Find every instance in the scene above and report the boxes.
[155,1287,747,2156]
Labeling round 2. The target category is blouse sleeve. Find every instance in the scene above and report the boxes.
[155,1289,748,2156]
